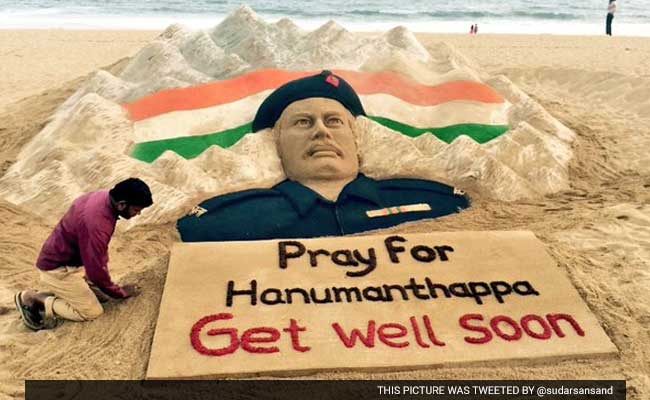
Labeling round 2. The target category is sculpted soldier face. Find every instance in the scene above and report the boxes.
[275,97,359,182]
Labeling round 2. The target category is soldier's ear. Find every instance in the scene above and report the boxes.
[351,116,363,167]
[271,124,283,158]
[349,114,357,134]
[271,124,280,140]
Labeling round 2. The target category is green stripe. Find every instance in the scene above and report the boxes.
[130,118,509,163]
[368,116,510,144]
[130,123,252,163]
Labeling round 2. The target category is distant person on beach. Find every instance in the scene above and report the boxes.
[470,24,475,34]
[475,24,479,34]
[14,178,153,330]
[606,0,617,36]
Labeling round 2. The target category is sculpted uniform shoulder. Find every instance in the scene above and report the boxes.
[177,187,298,242]
[197,188,282,211]
[373,177,470,212]
[177,176,471,242]
[331,175,470,234]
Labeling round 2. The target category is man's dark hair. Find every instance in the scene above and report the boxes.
[109,178,153,207]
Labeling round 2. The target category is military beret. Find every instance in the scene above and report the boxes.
[252,70,366,132]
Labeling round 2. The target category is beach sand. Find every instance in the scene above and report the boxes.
[0,29,649,398]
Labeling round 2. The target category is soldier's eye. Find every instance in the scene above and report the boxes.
[327,117,343,126]
[295,118,311,127]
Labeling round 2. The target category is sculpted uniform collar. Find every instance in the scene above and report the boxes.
[274,174,383,217]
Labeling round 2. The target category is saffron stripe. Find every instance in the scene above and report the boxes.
[123,68,505,122]
[132,90,271,143]
[130,119,509,163]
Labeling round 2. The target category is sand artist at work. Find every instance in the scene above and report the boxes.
[14,178,154,330]
[178,71,470,242]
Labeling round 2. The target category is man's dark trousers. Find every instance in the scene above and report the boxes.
[606,13,614,35]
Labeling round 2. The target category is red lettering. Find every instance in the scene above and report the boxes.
[190,314,313,356]
[459,313,585,345]
[521,314,552,339]
[546,313,585,337]
[459,313,492,344]
[409,316,430,348]
[283,318,311,352]
[190,313,239,356]
[490,315,523,341]
[241,327,281,354]
[377,323,409,348]
[422,315,446,347]
[332,321,376,348]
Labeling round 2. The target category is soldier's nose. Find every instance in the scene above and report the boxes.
[311,119,332,139]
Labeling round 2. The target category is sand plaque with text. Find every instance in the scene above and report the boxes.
[147,231,616,378]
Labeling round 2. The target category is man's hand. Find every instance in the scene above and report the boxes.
[121,284,141,299]
[86,280,114,303]
[93,288,113,303]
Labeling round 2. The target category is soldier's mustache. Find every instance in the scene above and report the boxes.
[306,142,343,157]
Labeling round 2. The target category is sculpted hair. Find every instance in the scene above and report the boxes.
[109,178,153,207]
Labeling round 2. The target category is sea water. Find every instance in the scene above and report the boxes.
[0,0,649,36]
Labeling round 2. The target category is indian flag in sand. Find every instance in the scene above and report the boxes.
[124,69,510,163]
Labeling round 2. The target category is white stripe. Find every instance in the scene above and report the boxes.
[362,94,510,128]
[132,90,272,143]
[132,92,509,143]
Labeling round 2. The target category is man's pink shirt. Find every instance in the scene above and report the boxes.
[36,191,126,298]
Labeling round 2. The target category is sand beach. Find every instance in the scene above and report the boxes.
[0,22,649,399]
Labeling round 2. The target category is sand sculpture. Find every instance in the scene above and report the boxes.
[5,6,649,394]
[177,74,472,241]
[147,232,616,378]
[0,6,575,230]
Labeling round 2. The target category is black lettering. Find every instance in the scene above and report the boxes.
[309,288,333,304]
[513,281,540,297]
[348,248,377,277]
[449,282,470,297]
[308,249,330,267]
[490,281,513,303]
[384,235,406,263]
[226,280,257,307]
[468,281,491,305]
[382,284,409,301]
[362,286,387,301]
[410,245,436,262]
[404,278,430,300]
[333,287,363,302]
[279,241,306,269]
[285,287,311,304]
[226,279,538,309]
[434,245,454,261]
[425,278,451,298]
[261,288,286,305]
[331,250,359,267]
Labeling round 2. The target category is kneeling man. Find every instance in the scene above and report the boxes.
[15,178,153,330]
